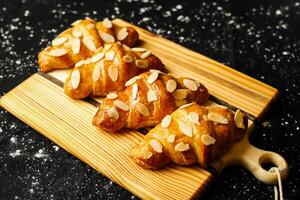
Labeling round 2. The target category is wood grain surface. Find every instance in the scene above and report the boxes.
[1,74,212,199]
[0,19,281,199]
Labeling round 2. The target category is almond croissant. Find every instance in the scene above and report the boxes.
[92,71,209,132]
[129,103,248,169]
[38,17,138,72]
[64,42,165,99]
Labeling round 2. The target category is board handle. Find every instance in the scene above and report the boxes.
[214,136,289,185]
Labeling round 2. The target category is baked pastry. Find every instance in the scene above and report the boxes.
[92,71,209,132]
[64,42,165,99]
[129,103,247,169]
[38,17,139,72]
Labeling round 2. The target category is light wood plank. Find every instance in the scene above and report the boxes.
[0,74,212,200]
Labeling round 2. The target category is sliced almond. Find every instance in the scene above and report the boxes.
[117,27,128,41]
[213,105,228,109]
[75,60,85,68]
[71,38,81,54]
[175,99,188,107]
[132,83,138,100]
[136,102,150,116]
[99,31,115,43]
[70,70,80,89]
[161,115,171,128]
[103,18,112,28]
[147,71,159,84]
[95,46,103,52]
[106,93,118,99]
[175,142,190,152]
[86,23,95,30]
[131,47,147,52]
[183,79,198,91]
[83,36,97,51]
[152,133,161,139]
[179,102,196,109]
[234,109,245,129]
[72,29,82,38]
[150,139,162,153]
[92,62,103,82]
[47,48,67,57]
[201,134,216,145]
[52,37,67,46]
[179,109,188,116]
[166,79,177,93]
[125,76,141,87]
[122,55,133,63]
[147,90,158,102]
[142,151,153,159]
[105,51,115,61]
[91,52,104,63]
[149,69,164,74]
[122,44,131,51]
[198,84,205,91]
[71,19,81,26]
[195,80,201,87]
[84,58,91,65]
[107,107,119,120]
[125,76,137,87]
[179,122,193,137]
[114,100,129,111]
[135,60,148,69]
[103,44,112,52]
[172,89,188,100]
[84,18,93,23]
[108,65,118,82]
[207,112,229,124]
[167,135,175,144]
[140,50,151,59]
[188,112,200,125]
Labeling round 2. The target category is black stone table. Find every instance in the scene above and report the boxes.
[0,0,299,199]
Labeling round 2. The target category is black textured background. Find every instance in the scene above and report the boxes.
[0,0,300,199]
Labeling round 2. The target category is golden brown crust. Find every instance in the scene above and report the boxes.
[38,18,139,72]
[93,91,130,132]
[113,26,139,47]
[64,43,165,99]
[129,104,248,169]
[96,21,115,37]
[92,71,209,132]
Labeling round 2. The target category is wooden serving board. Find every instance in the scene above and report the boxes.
[0,19,288,199]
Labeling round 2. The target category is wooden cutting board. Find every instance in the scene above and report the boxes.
[0,19,288,199]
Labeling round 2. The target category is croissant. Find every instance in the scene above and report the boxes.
[38,17,138,72]
[63,42,165,99]
[92,71,209,132]
[129,103,248,169]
